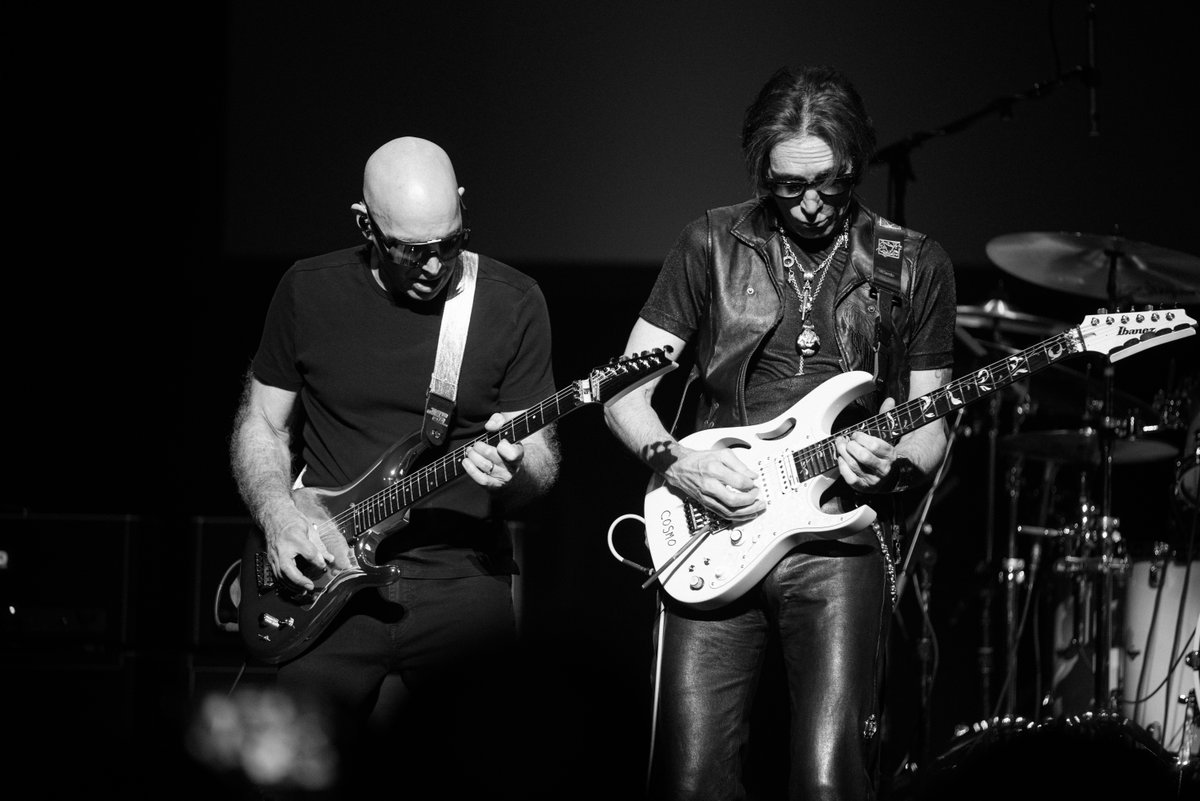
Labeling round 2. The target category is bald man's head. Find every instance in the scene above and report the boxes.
[362,137,462,241]
[354,137,469,303]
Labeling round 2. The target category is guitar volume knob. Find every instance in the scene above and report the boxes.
[260,613,295,629]
[689,576,705,590]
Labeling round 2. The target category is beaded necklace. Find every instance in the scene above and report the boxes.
[780,219,849,375]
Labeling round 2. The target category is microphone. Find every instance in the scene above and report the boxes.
[1085,1,1099,136]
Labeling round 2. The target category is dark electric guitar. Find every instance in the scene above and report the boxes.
[643,309,1196,610]
[240,348,676,664]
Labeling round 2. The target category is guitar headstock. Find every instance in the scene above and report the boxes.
[1078,308,1197,362]
[589,347,677,405]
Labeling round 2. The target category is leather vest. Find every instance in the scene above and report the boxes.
[685,198,925,432]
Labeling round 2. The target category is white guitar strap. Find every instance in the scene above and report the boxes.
[422,251,478,448]
[294,252,478,490]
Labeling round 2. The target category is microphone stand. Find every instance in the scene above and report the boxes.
[870,67,1089,226]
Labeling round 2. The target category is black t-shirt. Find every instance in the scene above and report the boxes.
[251,245,556,576]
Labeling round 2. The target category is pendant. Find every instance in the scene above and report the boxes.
[797,323,820,357]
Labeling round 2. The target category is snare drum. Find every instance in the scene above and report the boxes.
[1120,558,1200,755]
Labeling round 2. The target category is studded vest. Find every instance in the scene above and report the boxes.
[682,198,925,432]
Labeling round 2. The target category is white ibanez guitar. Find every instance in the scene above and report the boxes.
[643,308,1196,609]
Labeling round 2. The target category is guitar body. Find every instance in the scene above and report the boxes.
[645,371,879,610]
[238,431,428,665]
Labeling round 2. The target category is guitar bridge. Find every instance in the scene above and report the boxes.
[685,501,726,534]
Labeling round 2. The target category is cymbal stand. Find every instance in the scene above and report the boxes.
[1092,247,1133,713]
[1000,455,1025,716]
[978,391,1001,718]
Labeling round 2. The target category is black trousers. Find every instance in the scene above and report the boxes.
[649,529,891,801]
[275,572,523,798]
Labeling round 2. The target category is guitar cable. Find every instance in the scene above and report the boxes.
[606,513,654,576]
[212,558,249,696]
[647,597,666,795]
[605,512,665,791]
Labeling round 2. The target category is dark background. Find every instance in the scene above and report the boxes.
[4,2,1199,797]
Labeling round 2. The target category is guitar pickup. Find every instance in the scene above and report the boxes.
[254,552,276,590]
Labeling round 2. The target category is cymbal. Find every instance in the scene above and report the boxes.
[986,231,1200,303]
[956,297,1068,337]
[1000,427,1177,465]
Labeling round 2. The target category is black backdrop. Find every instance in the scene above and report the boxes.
[5,2,1200,797]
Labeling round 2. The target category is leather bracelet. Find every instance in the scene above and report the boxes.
[891,457,916,493]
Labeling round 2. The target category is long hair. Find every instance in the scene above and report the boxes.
[741,65,876,196]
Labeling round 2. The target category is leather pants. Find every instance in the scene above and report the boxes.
[648,530,892,801]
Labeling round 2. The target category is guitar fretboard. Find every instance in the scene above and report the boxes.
[341,349,673,534]
[792,328,1084,480]
[349,386,583,533]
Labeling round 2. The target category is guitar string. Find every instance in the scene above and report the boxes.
[675,331,1079,528]
[790,329,1082,479]
[312,384,579,539]
[311,356,666,539]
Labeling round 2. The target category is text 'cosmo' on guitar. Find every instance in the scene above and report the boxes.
[240,348,676,665]
[642,309,1197,610]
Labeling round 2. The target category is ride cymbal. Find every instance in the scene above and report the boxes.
[986,231,1200,304]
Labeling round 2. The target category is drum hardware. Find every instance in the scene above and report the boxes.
[928,711,1182,799]
[1179,690,1198,767]
[1017,524,1074,539]
[1053,553,1131,576]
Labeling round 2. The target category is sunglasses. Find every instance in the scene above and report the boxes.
[765,172,856,200]
[360,198,471,267]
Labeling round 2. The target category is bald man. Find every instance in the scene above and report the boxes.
[231,136,560,796]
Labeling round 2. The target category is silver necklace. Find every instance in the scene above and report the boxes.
[780,220,849,375]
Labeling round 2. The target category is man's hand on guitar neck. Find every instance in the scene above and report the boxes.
[462,412,527,489]
[833,396,904,495]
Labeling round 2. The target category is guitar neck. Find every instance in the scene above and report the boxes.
[794,327,1086,480]
[388,385,587,509]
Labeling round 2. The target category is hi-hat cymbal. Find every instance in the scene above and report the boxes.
[1000,427,1177,465]
[986,231,1200,303]
[956,297,1068,337]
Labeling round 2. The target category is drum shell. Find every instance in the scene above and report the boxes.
[1120,558,1200,756]
[919,714,1184,800]
[1176,408,1199,509]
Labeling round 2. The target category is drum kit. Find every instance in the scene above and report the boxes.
[942,229,1200,781]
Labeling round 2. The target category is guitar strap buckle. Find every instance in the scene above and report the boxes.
[423,391,456,447]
